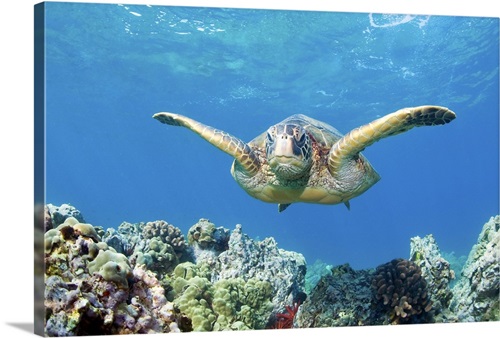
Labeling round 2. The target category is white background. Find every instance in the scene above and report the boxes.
[0,1,498,337]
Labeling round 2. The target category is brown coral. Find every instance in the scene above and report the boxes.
[372,258,432,324]
[142,220,187,254]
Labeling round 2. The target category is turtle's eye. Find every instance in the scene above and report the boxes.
[265,127,276,157]
[292,127,306,144]
[296,131,306,143]
[266,132,273,143]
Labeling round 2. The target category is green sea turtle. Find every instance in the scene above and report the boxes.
[154,106,455,212]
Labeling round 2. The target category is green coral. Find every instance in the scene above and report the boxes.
[88,250,132,288]
[45,229,62,254]
[169,262,217,331]
[168,262,274,331]
[45,217,83,254]
[45,217,104,256]
[213,278,273,330]
[72,222,101,242]
[212,279,242,330]
[173,262,200,283]
[175,275,216,331]
[136,238,179,277]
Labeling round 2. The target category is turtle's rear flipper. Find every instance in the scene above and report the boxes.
[154,112,260,175]
[327,106,456,178]
[278,203,291,212]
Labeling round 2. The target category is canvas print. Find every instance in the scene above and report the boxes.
[34,1,499,336]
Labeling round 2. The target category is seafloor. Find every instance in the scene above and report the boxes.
[38,203,499,335]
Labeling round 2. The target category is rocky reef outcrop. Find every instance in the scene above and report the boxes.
[295,263,374,327]
[296,215,499,328]
[409,234,456,321]
[449,215,499,321]
[46,203,85,229]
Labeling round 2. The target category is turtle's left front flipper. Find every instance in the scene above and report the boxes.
[154,112,260,175]
[328,106,456,177]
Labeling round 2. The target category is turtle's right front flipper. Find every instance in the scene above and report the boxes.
[153,112,260,175]
[327,105,456,177]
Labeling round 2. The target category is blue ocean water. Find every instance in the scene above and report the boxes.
[44,2,499,269]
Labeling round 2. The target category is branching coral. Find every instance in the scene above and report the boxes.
[372,258,432,324]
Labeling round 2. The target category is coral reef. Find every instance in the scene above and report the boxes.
[409,235,455,318]
[297,259,434,327]
[169,267,215,331]
[372,258,433,324]
[102,221,143,256]
[43,203,500,335]
[449,215,499,321]
[44,207,306,335]
[44,205,53,230]
[297,216,498,328]
[102,220,192,280]
[213,277,275,330]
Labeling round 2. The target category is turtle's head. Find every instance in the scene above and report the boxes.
[265,123,313,179]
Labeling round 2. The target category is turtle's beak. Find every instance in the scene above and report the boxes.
[274,134,297,158]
